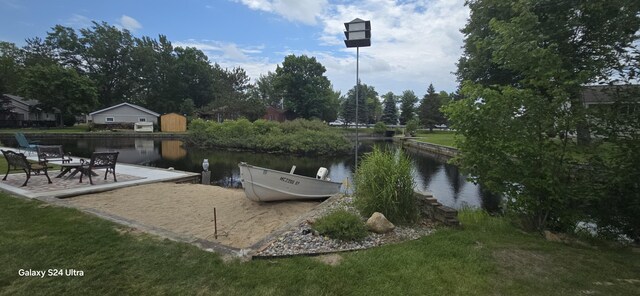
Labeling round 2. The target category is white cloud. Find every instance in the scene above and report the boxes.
[316,0,470,94]
[64,14,93,28]
[118,15,142,32]
[235,0,328,25]
[174,40,276,80]
[230,0,469,94]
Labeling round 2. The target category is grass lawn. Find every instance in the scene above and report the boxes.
[0,193,638,295]
[415,130,461,148]
[0,125,91,134]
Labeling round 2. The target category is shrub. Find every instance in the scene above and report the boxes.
[373,122,387,135]
[355,146,418,224]
[405,118,419,136]
[313,209,368,241]
[187,118,350,155]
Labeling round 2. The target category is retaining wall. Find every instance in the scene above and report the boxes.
[395,138,459,157]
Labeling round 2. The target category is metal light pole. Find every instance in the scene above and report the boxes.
[344,18,371,175]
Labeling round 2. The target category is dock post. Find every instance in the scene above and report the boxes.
[201,171,211,184]
[201,158,210,184]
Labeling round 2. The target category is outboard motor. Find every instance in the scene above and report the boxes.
[316,167,330,181]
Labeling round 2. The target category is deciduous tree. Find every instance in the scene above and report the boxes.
[274,54,336,121]
[448,0,640,232]
[0,42,23,95]
[20,64,98,125]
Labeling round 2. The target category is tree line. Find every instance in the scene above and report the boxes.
[340,81,455,129]
[1,21,454,128]
[0,22,344,124]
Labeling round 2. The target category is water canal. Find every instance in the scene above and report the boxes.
[6,137,501,212]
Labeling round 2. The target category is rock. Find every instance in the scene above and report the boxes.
[366,212,395,234]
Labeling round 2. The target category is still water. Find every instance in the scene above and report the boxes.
[14,137,500,212]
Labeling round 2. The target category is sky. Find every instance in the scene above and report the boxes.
[0,0,470,97]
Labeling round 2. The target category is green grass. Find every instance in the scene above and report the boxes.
[0,125,91,134]
[0,194,638,295]
[415,130,460,148]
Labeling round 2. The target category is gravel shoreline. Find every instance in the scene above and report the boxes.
[255,194,435,257]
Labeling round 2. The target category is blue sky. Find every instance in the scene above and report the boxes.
[0,0,469,97]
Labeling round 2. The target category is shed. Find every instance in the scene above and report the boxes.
[160,113,187,132]
[89,103,159,124]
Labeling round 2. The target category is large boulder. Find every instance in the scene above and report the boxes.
[366,212,395,234]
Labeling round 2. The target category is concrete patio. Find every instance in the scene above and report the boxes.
[0,147,199,199]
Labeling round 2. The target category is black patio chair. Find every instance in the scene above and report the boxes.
[79,151,119,185]
[1,150,52,186]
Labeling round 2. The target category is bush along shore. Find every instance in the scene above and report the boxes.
[188,118,352,156]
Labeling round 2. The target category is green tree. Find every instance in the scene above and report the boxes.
[20,64,98,124]
[366,91,382,124]
[274,54,335,121]
[418,84,445,131]
[0,42,24,95]
[323,88,341,123]
[448,0,640,231]
[77,22,136,108]
[129,35,180,113]
[173,47,215,109]
[178,98,195,116]
[255,71,282,108]
[208,64,265,121]
[22,37,57,67]
[341,82,378,124]
[399,90,418,125]
[586,85,640,242]
[380,91,398,125]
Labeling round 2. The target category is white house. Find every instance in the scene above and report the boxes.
[1,94,58,127]
[89,103,160,124]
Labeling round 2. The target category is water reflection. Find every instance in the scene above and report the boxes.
[15,137,500,212]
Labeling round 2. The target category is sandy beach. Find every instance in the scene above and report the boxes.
[66,183,320,249]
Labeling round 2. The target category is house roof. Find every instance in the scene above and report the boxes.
[582,85,640,104]
[90,103,160,117]
[3,94,40,107]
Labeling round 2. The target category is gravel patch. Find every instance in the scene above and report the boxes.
[255,194,435,257]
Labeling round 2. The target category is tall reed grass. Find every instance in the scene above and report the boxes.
[355,146,418,224]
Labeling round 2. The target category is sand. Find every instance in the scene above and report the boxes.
[65,183,320,249]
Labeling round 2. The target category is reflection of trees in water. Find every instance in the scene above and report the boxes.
[443,163,465,201]
[479,184,502,213]
[404,148,442,191]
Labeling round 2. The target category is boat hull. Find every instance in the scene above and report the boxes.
[238,162,342,202]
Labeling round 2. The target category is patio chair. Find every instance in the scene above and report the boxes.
[1,149,52,187]
[79,151,119,185]
[37,145,73,169]
[15,132,39,155]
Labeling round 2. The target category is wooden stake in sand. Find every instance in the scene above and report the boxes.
[214,207,217,239]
